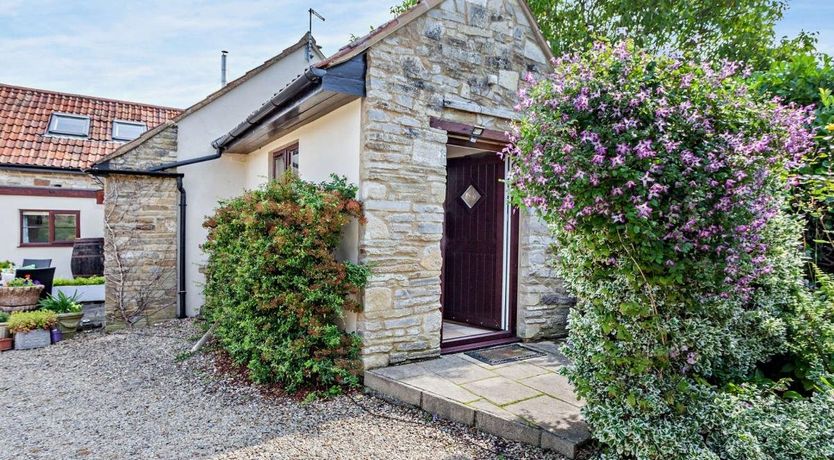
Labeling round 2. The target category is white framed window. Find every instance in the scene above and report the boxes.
[47,113,90,138]
[112,120,147,141]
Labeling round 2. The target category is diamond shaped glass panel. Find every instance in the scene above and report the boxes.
[461,185,482,209]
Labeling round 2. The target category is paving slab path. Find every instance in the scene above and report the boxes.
[0,320,564,460]
[365,342,590,459]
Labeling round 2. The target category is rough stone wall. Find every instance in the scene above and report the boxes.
[516,209,573,339]
[102,174,178,326]
[106,125,178,170]
[99,123,180,326]
[0,168,99,189]
[357,0,572,369]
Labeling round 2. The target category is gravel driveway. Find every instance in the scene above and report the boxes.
[0,320,564,460]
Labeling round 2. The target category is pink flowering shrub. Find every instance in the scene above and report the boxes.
[507,42,834,459]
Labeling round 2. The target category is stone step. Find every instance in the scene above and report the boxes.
[365,360,590,459]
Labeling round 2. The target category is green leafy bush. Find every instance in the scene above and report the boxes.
[0,311,9,323]
[53,276,105,286]
[202,174,369,395]
[507,42,834,459]
[750,52,834,277]
[38,291,82,314]
[8,310,57,334]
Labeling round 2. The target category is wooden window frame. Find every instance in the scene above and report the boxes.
[19,210,81,247]
[270,143,299,180]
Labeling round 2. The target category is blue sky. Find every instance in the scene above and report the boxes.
[0,0,832,109]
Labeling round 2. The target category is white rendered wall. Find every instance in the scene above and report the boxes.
[0,195,103,278]
[243,99,362,330]
[175,47,312,316]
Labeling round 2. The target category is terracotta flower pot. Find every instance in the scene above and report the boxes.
[0,337,12,351]
[0,285,44,312]
[57,312,84,339]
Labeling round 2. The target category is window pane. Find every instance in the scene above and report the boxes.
[49,114,89,137]
[22,212,49,244]
[113,121,147,141]
[25,227,49,244]
[54,214,77,242]
[290,149,300,173]
[273,154,286,178]
[54,226,76,242]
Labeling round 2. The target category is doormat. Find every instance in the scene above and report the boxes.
[464,344,545,366]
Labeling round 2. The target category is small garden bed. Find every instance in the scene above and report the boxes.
[53,276,105,303]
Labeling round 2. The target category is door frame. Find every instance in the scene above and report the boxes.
[436,124,520,353]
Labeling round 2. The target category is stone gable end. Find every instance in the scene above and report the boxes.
[106,124,178,171]
[357,0,571,369]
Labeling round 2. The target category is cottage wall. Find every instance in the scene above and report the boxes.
[107,125,178,170]
[0,168,103,278]
[102,174,179,325]
[0,169,99,189]
[100,130,180,326]
[357,0,572,368]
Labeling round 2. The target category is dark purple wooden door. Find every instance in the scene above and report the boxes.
[442,154,505,330]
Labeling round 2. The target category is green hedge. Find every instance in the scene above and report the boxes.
[202,175,369,396]
[53,276,105,286]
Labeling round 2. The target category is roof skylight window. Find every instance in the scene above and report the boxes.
[47,113,90,138]
[112,120,147,141]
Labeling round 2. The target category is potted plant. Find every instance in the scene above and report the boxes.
[0,311,11,351]
[0,276,44,313]
[8,310,57,350]
[39,291,84,339]
[52,275,105,302]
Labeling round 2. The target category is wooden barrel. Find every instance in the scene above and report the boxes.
[71,238,104,277]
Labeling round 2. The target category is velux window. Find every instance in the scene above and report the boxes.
[271,143,299,179]
[20,210,80,246]
[47,113,90,138]
[112,120,147,141]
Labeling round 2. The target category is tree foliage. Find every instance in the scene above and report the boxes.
[526,0,810,70]
[506,42,834,459]
[202,175,369,396]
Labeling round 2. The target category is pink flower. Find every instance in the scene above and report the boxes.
[636,202,652,218]
[635,140,655,159]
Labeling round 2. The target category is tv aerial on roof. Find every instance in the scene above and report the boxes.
[307,8,325,62]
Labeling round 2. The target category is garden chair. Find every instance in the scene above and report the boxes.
[21,259,52,268]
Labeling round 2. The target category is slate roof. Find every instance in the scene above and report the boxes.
[0,83,181,170]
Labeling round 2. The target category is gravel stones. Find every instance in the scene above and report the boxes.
[0,320,563,459]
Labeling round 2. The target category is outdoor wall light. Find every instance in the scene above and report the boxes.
[470,125,485,143]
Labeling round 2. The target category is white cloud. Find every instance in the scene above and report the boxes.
[0,0,393,107]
